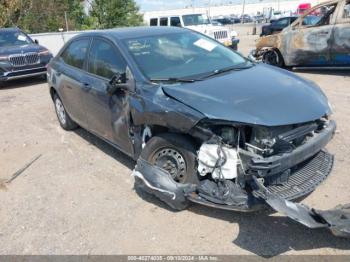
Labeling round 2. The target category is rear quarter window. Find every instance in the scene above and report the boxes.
[60,38,90,69]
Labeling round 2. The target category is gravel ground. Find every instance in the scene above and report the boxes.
[0,26,350,257]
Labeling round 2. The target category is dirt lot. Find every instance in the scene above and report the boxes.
[1,26,350,257]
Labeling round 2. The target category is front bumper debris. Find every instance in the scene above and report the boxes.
[133,158,350,238]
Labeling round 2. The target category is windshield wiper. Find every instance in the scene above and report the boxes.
[150,77,202,83]
[200,64,253,80]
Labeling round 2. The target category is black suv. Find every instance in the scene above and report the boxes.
[0,28,53,86]
[260,16,298,36]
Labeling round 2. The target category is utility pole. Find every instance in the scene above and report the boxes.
[208,0,211,17]
[241,0,246,23]
[64,11,69,32]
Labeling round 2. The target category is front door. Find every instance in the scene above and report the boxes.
[331,0,350,65]
[286,2,338,66]
[83,37,134,155]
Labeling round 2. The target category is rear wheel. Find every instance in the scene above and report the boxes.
[53,94,78,130]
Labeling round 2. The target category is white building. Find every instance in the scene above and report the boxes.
[143,0,329,21]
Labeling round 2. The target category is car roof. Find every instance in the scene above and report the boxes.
[76,26,188,40]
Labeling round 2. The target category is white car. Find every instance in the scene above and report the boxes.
[149,14,239,50]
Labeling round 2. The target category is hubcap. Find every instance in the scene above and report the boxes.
[152,148,187,183]
[55,98,66,125]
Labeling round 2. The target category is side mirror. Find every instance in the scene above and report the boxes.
[34,39,39,44]
[107,72,127,95]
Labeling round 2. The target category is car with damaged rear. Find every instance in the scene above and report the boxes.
[47,26,350,237]
[251,0,350,68]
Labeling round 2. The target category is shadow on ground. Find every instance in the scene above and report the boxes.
[0,77,47,90]
[72,120,350,258]
[292,69,350,77]
[73,128,135,170]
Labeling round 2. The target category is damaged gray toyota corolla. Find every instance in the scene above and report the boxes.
[48,27,350,238]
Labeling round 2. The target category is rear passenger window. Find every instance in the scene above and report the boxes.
[170,17,181,27]
[150,18,158,26]
[87,38,126,79]
[60,39,89,69]
[160,17,168,26]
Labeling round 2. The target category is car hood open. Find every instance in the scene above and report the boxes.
[162,64,331,126]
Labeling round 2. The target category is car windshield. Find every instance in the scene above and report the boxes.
[182,14,210,26]
[123,31,250,81]
[0,31,33,47]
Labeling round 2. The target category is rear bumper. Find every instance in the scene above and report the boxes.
[0,67,46,81]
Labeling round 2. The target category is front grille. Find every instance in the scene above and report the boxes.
[214,31,228,40]
[254,150,334,200]
[9,52,40,67]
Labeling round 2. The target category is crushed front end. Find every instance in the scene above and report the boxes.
[132,117,350,238]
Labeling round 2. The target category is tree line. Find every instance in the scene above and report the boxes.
[0,0,144,33]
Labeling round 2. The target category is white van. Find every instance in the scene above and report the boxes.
[148,14,239,50]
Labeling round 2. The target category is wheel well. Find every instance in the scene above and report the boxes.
[49,87,57,100]
[262,48,285,67]
[145,125,199,149]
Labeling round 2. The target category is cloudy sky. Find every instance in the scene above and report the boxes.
[135,0,266,11]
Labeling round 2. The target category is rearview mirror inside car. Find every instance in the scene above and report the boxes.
[107,72,127,95]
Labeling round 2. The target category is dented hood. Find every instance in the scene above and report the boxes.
[162,64,331,126]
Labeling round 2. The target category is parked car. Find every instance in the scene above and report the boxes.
[240,14,253,23]
[0,27,53,86]
[260,16,298,36]
[148,14,239,50]
[251,0,350,68]
[253,15,265,23]
[212,17,233,25]
[230,16,241,23]
[211,20,223,26]
[48,26,336,216]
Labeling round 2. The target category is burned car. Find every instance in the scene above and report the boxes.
[0,28,53,86]
[47,27,350,237]
[251,0,350,68]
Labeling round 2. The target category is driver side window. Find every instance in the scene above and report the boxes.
[301,3,337,27]
[87,38,126,79]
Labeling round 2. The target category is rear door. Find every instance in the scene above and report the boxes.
[56,38,90,126]
[83,37,134,154]
[286,2,338,66]
[331,0,350,65]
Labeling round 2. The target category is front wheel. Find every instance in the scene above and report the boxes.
[262,49,284,67]
[139,133,199,210]
[141,133,199,184]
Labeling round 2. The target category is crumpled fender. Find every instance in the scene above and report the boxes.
[133,158,195,211]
